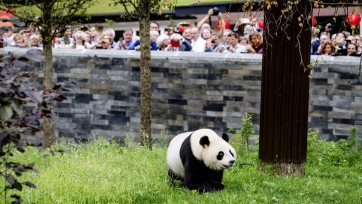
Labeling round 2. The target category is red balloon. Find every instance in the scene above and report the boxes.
[258,20,264,30]
[216,20,230,30]
[346,14,361,26]
[312,16,317,26]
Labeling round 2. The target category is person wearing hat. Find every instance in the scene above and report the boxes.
[233,17,253,36]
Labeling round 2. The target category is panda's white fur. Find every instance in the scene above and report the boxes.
[166,128,236,193]
[166,131,190,178]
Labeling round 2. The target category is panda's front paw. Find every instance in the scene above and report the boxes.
[212,183,224,191]
[209,180,224,191]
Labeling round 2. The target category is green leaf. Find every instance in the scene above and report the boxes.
[0,105,14,120]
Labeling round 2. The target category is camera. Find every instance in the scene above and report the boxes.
[212,7,219,15]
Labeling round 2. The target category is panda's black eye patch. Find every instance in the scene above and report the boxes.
[229,150,234,157]
[217,151,224,160]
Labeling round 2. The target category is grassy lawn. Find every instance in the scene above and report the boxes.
[1,134,361,203]
[88,0,236,14]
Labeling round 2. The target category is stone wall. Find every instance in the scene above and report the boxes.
[3,48,362,143]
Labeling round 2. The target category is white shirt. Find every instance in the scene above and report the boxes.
[191,37,206,52]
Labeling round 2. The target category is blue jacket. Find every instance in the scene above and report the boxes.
[128,40,158,50]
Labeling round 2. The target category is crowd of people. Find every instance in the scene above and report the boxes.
[1,9,361,57]
[311,23,362,56]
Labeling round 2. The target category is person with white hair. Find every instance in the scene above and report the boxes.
[156,34,170,51]
[103,28,118,48]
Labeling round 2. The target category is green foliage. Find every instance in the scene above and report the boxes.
[0,136,359,203]
[349,126,361,152]
[229,113,255,152]
[307,129,362,173]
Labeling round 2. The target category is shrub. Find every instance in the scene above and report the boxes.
[0,50,67,203]
[229,113,255,153]
[307,129,362,169]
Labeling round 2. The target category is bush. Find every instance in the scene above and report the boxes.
[307,129,362,169]
[229,113,255,153]
[0,50,67,203]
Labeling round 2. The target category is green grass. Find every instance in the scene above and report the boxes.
[1,137,361,204]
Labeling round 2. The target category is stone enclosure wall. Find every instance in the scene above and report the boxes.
[4,48,362,143]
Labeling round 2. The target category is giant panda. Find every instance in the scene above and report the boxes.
[166,128,237,193]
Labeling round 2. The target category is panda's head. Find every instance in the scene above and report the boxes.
[190,129,237,171]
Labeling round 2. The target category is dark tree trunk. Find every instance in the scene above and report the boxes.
[42,8,54,148]
[259,0,312,176]
[139,0,152,149]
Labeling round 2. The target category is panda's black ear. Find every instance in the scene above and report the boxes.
[199,136,210,147]
[222,133,229,142]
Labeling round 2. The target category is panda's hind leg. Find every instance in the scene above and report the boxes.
[168,170,182,186]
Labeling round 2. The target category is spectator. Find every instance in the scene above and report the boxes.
[52,36,62,49]
[95,34,112,49]
[103,28,118,48]
[323,23,334,38]
[60,26,75,48]
[83,32,95,49]
[311,27,320,54]
[164,27,174,36]
[342,31,351,39]
[150,30,159,42]
[223,32,247,53]
[239,35,256,53]
[331,33,337,42]
[249,32,263,54]
[346,35,357,44]
[150,21,160,33]
[167,33,183,51]
[10,33,27,48]
[89,26,100,45]
[191,27,206,52]
[356,35,362,52]
[179,28,192,51]
[334,32,347,55]
[19,30,32,47]
[196,8,225,38]
[205,33,223,52]
[128,30,158,51]
[233,17,255,37]
[196,8,213,31]
[3,28,15,46]
[156,34,170,51]
[118,29,136,50]
[347,43,360,56]
[319,34,330,45]
[243,24,257,38]
[74,31,85,49]
[221,29,232,47]
[316,34,331,55]
[29,34,41,47]
[319,41,336,56]
[201,28,212,40]
[174,21,191,35]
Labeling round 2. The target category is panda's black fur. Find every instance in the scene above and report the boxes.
[166,129,236,193]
